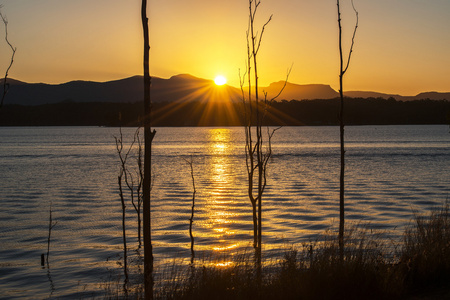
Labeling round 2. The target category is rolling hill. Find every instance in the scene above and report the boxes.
[1,74,449,105]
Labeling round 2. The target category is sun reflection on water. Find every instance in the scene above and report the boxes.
[212,243,239,251]
[213,227,235,235]
[205,128,240,266]
[215,261,234,268]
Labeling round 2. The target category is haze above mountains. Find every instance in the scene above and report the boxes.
[2,74,449,106]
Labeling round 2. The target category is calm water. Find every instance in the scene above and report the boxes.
[0,125,449,299]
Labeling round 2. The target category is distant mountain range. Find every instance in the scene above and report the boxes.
[1,74,449,106]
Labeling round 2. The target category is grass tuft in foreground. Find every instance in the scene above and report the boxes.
[400,203,450,295]
[102,203,450,299]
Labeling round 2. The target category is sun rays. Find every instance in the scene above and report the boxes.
[151,78,241,126]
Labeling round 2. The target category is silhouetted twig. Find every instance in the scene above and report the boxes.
[46,201,57,296]
[46,201,57,265]
[183,156,197,265]
[0,7,16,109]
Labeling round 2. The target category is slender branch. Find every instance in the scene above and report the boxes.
[268,65,293,102]
[183,156,196,264]
[239,67,251,174]
[261,126,281,193]
[343,0,359,75]
[114,127,132,285]
[255,15,272,55]
[135,128,144,247]
[261,65,293,122]
[117,172,129,284]
[0,8,16,108]
[46,201,57,265]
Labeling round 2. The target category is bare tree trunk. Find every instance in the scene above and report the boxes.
[337,0,358,261]
[141,0,156,298]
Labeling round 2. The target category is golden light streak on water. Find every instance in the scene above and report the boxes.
[212,243,240,251]
[215,261,234,268]
[214,227,235,235]
[203,128,241,259]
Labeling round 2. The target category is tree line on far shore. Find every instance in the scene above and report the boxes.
[0,97,449,127]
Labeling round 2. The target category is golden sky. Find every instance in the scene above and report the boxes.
[0,0,449,95]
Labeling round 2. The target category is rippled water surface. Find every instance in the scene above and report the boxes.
[0,125,449,298]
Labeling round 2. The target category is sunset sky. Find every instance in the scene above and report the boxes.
[0,0,449,95]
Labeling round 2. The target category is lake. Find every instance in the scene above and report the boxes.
[0,125,449,299]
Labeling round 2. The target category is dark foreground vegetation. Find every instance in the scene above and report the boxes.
[1,98,449,126]
[102,204,450,299]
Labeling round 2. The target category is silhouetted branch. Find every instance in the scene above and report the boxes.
[0,7,16,109]
[268,65,293,102]
[135,128,144,248]
[261,65,293,122]
[42,202,57,297]
[343,0,359,75]
[46,201,57,265]
[183,156,196,264]
[261,125,281,193]
[255,15,272,55]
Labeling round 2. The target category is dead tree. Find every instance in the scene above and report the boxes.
[240,0,290,267]
[0,7,16,109]
[115,127,135,284]
[114,126,146,292]
[141,0,156,298]
[337,0,358,260]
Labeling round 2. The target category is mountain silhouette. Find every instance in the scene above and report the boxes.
[1,74,449,106]
[412,92,450,101]
[264,81,339,100]
[344,91,403,100]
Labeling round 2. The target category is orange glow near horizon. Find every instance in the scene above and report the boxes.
[4,1,449,96]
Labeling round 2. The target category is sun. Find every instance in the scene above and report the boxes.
[214,75,227,86]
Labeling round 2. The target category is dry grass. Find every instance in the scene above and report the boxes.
[400,203,450,295]
[101,203,450,299]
